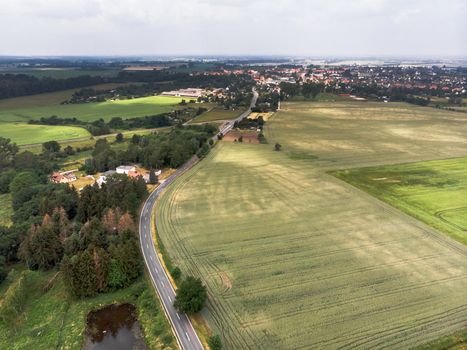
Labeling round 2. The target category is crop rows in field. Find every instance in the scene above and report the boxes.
[156,101,467,349]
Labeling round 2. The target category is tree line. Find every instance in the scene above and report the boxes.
[28,106,207,136]
[81,124,216,174]
[0,74,107,99]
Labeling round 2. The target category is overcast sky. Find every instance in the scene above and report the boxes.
[0,0,466,57]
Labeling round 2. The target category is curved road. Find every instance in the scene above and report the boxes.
[139,89,258,350]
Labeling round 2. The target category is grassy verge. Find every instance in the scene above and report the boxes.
[0,268,177,350]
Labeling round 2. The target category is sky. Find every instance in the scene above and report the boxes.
[0,0,466,57]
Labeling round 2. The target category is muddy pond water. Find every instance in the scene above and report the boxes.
[84,303,147,350]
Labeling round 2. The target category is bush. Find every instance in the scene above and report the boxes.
[208,334,222,350]
[170,266,181,281]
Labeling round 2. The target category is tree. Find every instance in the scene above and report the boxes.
[238,136,243,143]
[92,247,110,292]
[109,232,141,286]
[174,276,207,314]
[170,266,181,281]
[302,83,323,99]
[0,137,18,169]
[208,335,222,350]
[115,133,124,143]
[102,208,119,234]
[0,168,16,194]
[18,221,63,270]
[149,169,158,185]
[79,217,107,249]
[274,143,282,151]
[117,212,136,234]
[42,140,61,154]
[64,145,75,155]
[63,249,98,297]
[9,172,40,198]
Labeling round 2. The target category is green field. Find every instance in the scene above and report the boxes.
[2,123,91,146]
[0,194,12,227]
[156,100,467,349]
[0,95,184,123]
[0,83,128,111]
[0,89,183,145]
[193,108,243,123]
[332,158,467,245]
[0,269,177,350]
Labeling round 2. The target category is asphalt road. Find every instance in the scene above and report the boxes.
[216,89,259,139]
[139,89,257,350]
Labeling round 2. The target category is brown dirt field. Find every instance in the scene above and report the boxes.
[223,130,259,144]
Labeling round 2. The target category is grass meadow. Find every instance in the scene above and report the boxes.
[155,100,467,349]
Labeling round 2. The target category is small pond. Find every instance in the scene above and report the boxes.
[84,303,147,350]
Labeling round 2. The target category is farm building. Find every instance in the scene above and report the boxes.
[161,88,205,98]
[116,165,136,175]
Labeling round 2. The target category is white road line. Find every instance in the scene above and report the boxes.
[161,280,165,286]
[146,243,149,249]
[168,295,172,302]
[185,332,191,342]
[150,256,153,261]
[176,313,180,320]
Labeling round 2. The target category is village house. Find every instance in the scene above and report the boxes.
[50,171,77,184]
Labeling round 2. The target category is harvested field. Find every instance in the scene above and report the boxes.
[156,100,467,349]
[249,112,274,121]
[223,130,259,144]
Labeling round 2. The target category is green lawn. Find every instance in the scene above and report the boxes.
[0,269,177,350]
[0,194,12,227]
[0,95,184,123]
[1,123,90,146]
[155,100,467,349]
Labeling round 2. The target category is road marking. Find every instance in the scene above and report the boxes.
[161,280,165,286]
[185,332,191,342]
[176,313,180,320]
[146,243,149,249]
[150,256,153,261]
[168,295,172,302]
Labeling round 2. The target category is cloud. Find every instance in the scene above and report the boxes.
[0,0,465,56]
